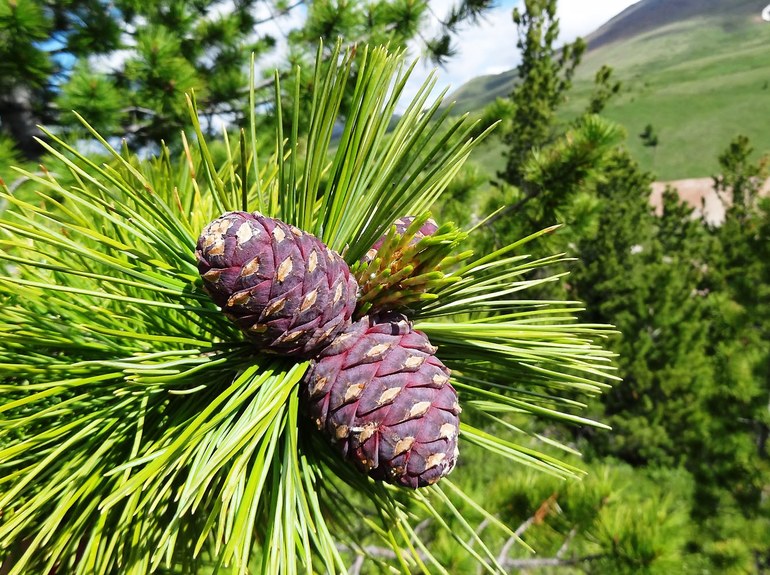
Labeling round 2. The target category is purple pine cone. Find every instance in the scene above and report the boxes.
[303,313,460,488]
[196,212,358,357]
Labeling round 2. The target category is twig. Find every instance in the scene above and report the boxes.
[556,527,577,558]
[496,493,561,568]
[413,518,432,538]
[496,515,535,566]
[0,172,59,217]
[339,544,428,563]
[253,0,305,25]
[121,106,158,116]
[349,554,365,575]
[478,185,540,229]
[465,517,490,548]
[502,554,604,569]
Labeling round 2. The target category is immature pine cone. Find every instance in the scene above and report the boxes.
[361,215,439,264]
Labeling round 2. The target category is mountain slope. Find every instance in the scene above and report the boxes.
[443,70,516,115]
[569,0,770,178]
[586,0,761,49]
[451,0,770,178]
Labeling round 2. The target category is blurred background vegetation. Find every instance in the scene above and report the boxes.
[1,0,768,572]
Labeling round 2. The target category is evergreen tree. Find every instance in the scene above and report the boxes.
[701,136,770,571]
[574,154,716,467]
[0,0,492,158]
[467,1,769,570]
[500,0,585,190]
[572,146,770,572]
[482,0,622,254]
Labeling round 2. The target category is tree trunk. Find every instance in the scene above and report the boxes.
[0,85,45,160]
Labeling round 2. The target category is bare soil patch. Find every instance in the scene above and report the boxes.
[650,177,770,225]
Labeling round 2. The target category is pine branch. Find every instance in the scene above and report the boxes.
[253,0,307,25]
[479,183,539,229]
[0,42,615,574]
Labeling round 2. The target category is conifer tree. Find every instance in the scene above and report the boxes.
[573,153,716,467]
[501,0,585,188]
[480,1,769,570]
[571,145,770,572]
[699,136,770,571]
[0,0,492,159]
[483,0,622,252]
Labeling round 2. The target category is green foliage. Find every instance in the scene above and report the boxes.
[126,25,206,140]
[472,2,770,572]
[586,65,621,116]
[700,136,770,521]
[501,0,586,189]
[57,63,125,135]
[422,0,495,66]
[519,115,624,232]
[569,144,770,572]
[638,124,658,149]
[574,156,715,466]
[476,0,623,263]
[295,0,426,49]
[427,162,495,233]
[482,114,623,259]
[0,44,616,574]
[0,0,496,159]
[469,98,515,139]
[486,461,693,574]
[714,134,768,223]
[0,137,23,189]
[0,0,52,88]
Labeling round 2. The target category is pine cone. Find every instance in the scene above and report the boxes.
[196,212,358,357]
[354,215,466,317]
[361,215,439,265]
[303,313,460,488]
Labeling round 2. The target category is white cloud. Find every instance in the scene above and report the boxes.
[89,48,135,74]
[558,0,642,43]
[251,3,308,73]
[399,0,642,110]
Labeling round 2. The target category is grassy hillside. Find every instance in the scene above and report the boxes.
[452,0,770,179]
[444,70,516,115]
[569,11,770,178]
